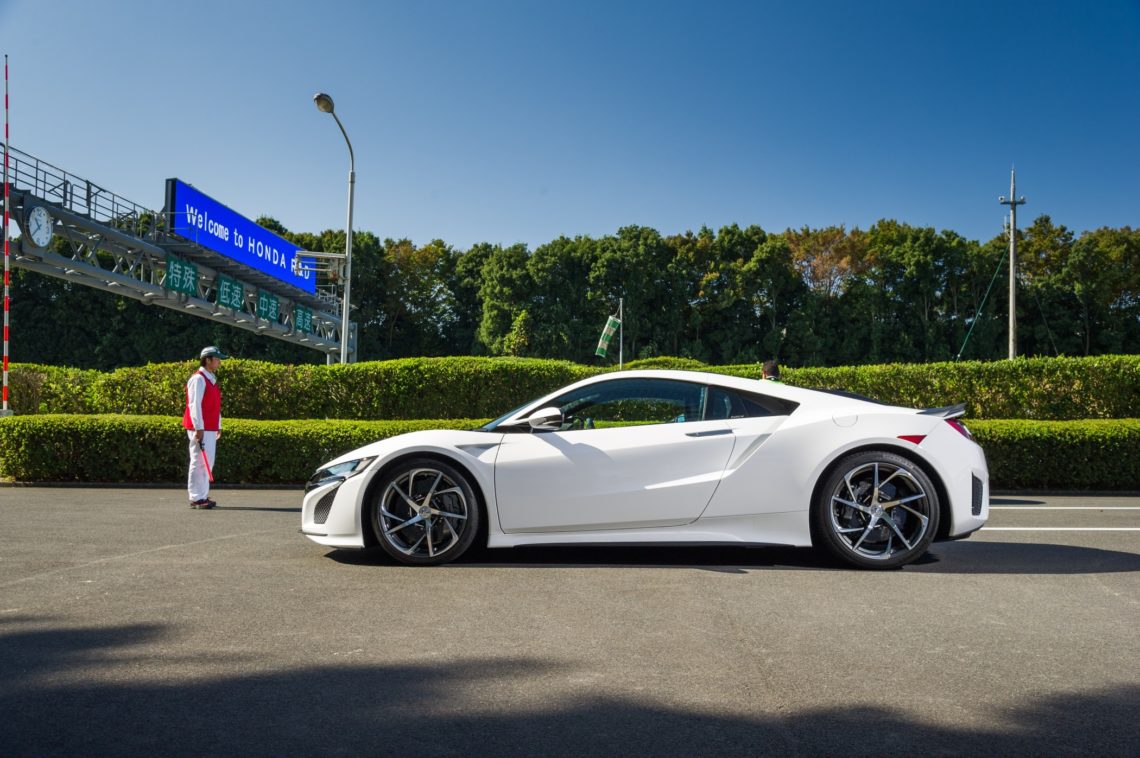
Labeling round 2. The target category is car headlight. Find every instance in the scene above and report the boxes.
[306,457,376,491]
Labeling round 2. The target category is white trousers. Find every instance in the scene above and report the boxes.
[187,430,218,502]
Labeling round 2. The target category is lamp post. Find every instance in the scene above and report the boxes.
[313,92,355,364]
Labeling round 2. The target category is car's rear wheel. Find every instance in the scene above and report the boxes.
[814,450,940,569]
[370,458,480,566]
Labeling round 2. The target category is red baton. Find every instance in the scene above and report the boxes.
[199,440,214,483]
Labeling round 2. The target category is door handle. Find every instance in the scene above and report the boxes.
[685,429,732,437]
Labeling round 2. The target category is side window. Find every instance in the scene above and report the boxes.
[547,379,705,430]
[703,387,738,420]
[704,386,798,419]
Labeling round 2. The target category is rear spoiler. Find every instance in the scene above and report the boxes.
[918,403,966,419]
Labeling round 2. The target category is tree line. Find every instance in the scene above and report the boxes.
[9,215,1138,370]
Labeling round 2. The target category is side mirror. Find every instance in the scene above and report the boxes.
[526,407,564,431]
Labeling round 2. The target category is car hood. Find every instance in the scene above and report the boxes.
[320,428,503,469]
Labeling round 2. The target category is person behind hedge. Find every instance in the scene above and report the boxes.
[183,346,228,510]
[761,358,781,382]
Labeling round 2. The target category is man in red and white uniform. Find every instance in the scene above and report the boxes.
[183,346,227,509]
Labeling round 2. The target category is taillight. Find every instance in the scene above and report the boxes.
[946,418,974,441]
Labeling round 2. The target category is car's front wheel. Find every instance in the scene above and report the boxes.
[370,458,480,566]
[814,451,940,569]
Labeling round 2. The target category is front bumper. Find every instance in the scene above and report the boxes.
[300,475,369,548]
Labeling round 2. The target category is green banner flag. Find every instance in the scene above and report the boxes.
[595,314,621,357]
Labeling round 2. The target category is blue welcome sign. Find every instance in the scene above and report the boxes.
[165,179,315,294]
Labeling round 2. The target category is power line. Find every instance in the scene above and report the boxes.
[955,244,1008,361]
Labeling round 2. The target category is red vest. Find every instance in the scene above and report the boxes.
[182,370,222,430]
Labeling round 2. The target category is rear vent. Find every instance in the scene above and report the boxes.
[971,475,984,516]
[314,490,337,524]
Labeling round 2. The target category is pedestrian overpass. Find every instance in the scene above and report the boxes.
[2,145,353,360]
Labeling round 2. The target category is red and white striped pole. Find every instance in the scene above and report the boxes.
[3,54,10,416]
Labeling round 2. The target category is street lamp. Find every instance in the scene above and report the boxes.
[313,92,355,364]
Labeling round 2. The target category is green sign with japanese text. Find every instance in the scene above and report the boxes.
[257,290,280,321]
[216,275,244,310]
[294,305,313,334]
[165,255,198,296]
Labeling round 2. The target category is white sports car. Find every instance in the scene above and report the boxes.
[301,369,989,569]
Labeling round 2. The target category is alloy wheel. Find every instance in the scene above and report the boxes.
[819,452,939,568]
[374,463,476,564]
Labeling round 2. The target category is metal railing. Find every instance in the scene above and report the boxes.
[2,145,161,239]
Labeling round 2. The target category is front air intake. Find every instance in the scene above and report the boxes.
[314,490,337,524]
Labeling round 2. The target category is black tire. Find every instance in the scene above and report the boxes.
[813,450,940,569]
[370,458,480,566]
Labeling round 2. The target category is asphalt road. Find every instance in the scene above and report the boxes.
[1,488,1137,757]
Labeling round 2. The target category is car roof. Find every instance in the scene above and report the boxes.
[569,369,890,412]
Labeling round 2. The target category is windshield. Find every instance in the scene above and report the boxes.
[478,399,537,431]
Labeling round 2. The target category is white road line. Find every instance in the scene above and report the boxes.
[990,506,1140,510]
[981,527,1140,531]
[0,529,278,588]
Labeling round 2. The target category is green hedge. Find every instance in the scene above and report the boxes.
[5,364,102,415]
[313,357,592,421]
[1,414,1136,490]
[0,415,489,485]
[631,355,1140,420]
[969,419,1140,491]
[8,356,594,420]
[7,354,1138,421]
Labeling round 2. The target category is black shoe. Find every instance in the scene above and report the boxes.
[190,499,214,510]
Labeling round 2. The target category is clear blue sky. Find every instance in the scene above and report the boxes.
[2,0,1137,250]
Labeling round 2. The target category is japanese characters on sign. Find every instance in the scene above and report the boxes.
[293,305,313,334]
[216,274,245,310]
[167,254,318,334]
[165,255,198,296]
[257,289,280,322]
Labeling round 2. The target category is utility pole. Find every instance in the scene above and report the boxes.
[999,169,1026,359]
[2,55,11,417]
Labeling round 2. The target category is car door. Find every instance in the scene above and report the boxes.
[494,378,735,533]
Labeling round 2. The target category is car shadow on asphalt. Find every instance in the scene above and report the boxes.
[326,540,1140,575]
[328,544,833,573]
[2,619,1137,757]
[910,540,1140,574]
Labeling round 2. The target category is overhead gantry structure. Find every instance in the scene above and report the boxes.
[2,145,354,360]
